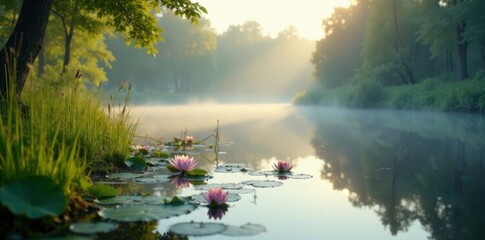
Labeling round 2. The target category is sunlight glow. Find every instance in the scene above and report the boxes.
[196,0,353,40]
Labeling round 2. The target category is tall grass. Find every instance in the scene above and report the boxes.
[0,81,84,193]
[23,77,138,173]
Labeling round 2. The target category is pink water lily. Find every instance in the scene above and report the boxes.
[185,136,194,144]
[273,161,293,173]
[203,188,229,206]
[168,155,197,173]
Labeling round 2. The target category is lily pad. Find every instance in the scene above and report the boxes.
[144,158,167,166]
[221,223,267,236]
[193,183,244,191]
[186,169,208,176]
[0,176,66,219]
[98,195,178,206]
[106,173,145,180]
[248,170,277,177]
[97,195,141,205]
[88,184,117,199]
[225,188,256,194]
[134,175,171,184]
[169,222,227,236]
[242,180,283,188]
[214,164,250,173]
[99,203,197,222]
[70,222,118,234]
[124,156,147,170]
[284,173,313,179]
[192,192,241,203]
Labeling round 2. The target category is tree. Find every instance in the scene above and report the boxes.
[312,0,370,88]
[0,0,207,102]
[417,0,478,80]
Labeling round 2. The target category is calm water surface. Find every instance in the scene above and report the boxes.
[129,104,484,240]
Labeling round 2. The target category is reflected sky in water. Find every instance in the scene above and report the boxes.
[133,104,484,239]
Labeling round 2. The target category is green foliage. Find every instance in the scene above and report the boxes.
[0,83,84,193]
[22,79,137,173]
[312,1,369,88]
[82,0,206,54]
[351,80,385,108]
[303,0,485,112]
[0,176,67,219]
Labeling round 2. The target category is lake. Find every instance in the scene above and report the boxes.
[122,104,484,239]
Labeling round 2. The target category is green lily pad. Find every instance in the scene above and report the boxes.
[214,164,250,173]
[98,195,174,206]
[250,171,313,180]
[124,156,147,170]
[193,183,244,191]
[134,175,171,184]
[242,180,283,188]
[99,203,197,222]
[169,222,227,236]
[248,170,278,176]
[221,223,267,236]
[144,158,167,166]
[70,222,118,234]
[284,173,313,179]
[225,188,256,194]
[153,151,170,158]
[97,195,141,205]
[0,176,66,219]
[192,192,241,203]
[106,173,145,180]
[186,169,208,176]
[88,184,117,199]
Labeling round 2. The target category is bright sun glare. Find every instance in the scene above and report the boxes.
[195,0,352,41]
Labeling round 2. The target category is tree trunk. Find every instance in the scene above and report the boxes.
[0,0,53,100]
[392,0,414,85]
[456,21,469,80]
[62,19,75,74]
[480,38,485,71]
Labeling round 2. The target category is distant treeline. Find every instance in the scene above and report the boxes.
[296,0,485,112]
[104,12,314,103]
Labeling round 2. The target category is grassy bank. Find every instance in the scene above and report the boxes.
[0,78,138,236]
[295,74,485,113]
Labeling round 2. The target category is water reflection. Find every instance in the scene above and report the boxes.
[169,175,191,189]
[301,107,485,239]
[133,104,484,239]
[207,207,228,220]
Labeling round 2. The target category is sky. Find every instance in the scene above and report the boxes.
[195,0,352,41]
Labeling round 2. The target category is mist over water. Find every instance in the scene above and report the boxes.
[132,104,484,239]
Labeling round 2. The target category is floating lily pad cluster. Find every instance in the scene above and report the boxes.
[83,139,313,238]
[97,196,197,222]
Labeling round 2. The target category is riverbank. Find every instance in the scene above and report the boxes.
[295,75,485,113]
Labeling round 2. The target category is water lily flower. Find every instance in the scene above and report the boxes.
[185,136,194,144]
[168,155,197,173]
[203,188,229,207]
[273,161,293,173]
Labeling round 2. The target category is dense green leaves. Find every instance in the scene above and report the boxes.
[301,0,485,112]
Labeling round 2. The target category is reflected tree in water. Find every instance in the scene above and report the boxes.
[308,109,485,240]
